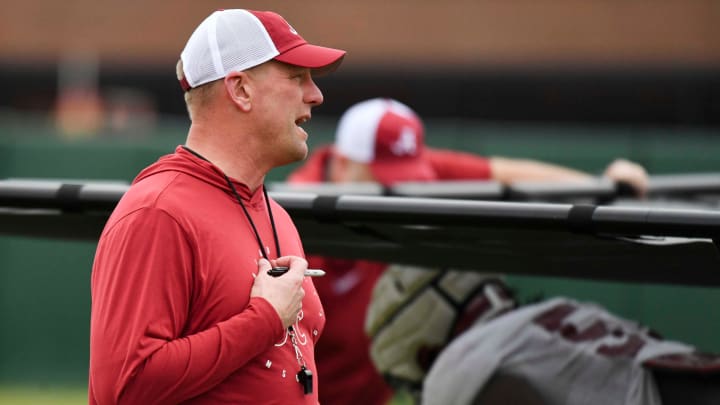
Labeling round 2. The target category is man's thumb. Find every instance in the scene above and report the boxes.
[257,258,271,270]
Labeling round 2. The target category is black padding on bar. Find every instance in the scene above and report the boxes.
[499,184,512,201]
[616,180,638,198]
[311,195,340,223]
[568,204,597,233]
[56,184,84,213]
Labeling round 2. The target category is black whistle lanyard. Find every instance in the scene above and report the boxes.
[182,145,313,394]
[182,145,280,260]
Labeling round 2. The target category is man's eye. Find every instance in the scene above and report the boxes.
[290,70,309,80]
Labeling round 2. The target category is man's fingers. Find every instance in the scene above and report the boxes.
[257,258,272,271]
[273,256,308,274]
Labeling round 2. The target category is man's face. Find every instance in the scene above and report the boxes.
[329,155,377,184]
[249,61,324,167]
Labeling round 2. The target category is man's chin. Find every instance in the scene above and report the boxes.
[276,146,308,167]
[295,143,309,161]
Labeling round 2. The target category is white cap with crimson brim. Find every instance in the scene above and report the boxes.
[334,98,438,186]
[179,9,346,91]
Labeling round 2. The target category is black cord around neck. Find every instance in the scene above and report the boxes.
[182,145,281,260]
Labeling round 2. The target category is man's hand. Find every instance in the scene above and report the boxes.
[251,256,307,328]
[603,158,649,198]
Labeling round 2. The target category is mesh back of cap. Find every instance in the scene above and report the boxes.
[181,10,280,88]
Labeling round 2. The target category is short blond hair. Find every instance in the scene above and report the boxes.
[176,59,220,120]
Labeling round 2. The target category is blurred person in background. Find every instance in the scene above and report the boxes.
[290,98,649,194]
[286,97,652,405]
[54,52,104,138]
[368,263,720,405]
[89,9,344,404]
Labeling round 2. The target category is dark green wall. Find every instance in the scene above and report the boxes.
[0,237,93,383]
[1,120,718,385]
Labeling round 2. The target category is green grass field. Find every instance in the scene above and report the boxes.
[0,386,413,404]
[0,386,87,405]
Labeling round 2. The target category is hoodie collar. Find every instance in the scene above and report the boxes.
[134,145,266,206]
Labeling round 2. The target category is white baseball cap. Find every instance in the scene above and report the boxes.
[334,98,437,185]
[179,9,346,91]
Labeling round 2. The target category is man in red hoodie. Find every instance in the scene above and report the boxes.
[89,9,345,404]
[287,97,649,405]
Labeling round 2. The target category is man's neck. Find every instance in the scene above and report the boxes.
[185,129,266,192]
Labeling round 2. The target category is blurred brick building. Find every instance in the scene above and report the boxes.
[1,0,719,125]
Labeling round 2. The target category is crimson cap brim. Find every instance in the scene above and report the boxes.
[274,43,346,75]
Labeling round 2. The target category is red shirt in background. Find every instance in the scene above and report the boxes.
[287,145,492,405]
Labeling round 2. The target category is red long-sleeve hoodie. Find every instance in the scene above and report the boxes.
[89,146,324,404]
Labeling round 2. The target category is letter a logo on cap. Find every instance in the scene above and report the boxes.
[390,128,418,156]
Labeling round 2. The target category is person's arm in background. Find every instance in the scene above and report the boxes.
[424,148,493,180]
[425,148,648,197]
[490,157,648,197]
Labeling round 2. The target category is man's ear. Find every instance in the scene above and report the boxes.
[223,72,252,112]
